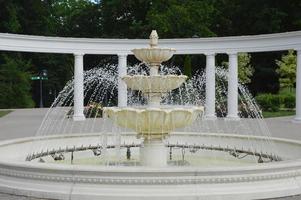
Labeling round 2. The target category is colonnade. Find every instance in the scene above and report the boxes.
[1,31,300,122]
[73,52,259,121]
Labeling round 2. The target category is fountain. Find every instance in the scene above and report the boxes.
[0,31,301,200]
[104,30,203,167]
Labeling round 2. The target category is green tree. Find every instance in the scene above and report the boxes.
[0,54,34,108]
[147,0,215,38]
[49,0,102,37]
[211,0,287,36]
[183,55,192,78]
[238,53,254,84]
[101,0,151,38]
[276,50,296,90]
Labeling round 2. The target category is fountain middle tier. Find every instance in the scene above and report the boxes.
[103,106,203,139]
[122,75,187,93]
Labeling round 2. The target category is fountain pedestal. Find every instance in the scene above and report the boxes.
[140,139,167,167]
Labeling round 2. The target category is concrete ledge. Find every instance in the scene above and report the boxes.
[0,133,300,199]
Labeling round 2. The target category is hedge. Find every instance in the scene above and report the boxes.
[255,93,295,111]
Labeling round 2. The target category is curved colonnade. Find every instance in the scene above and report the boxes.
[0,31,301,121]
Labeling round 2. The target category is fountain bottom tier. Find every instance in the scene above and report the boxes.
[103,106,203,138]
[104,106,203,167]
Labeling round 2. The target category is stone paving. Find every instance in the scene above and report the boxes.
[1,108,300,140]
[0,108,48,140]
[0,108,300,200]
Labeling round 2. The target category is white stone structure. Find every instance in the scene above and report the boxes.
[1,31,301,121]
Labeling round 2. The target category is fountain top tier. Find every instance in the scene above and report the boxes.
[131,30,176,76]
[124,30,187,104]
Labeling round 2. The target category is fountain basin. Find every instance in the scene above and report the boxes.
[131,48,176,65]
[122,75,187,93]
[103,106,204,138]
[0,133,301,199]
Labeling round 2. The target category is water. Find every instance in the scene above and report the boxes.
[30,63,278,166]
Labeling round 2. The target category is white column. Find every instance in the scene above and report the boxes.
[118,54,128,107]
[73,53,85,121]
[227,53,239,119]
[205,53,216,119]
[294,50,301,122]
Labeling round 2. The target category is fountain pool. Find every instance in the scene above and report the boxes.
[0,31,300,199]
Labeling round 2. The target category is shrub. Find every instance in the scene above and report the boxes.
[255,93,281,112]
[67,102,103,118]
[85,102,103,118]
[281,94,295,109]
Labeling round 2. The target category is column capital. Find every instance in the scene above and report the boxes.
[74,52,85,56]
[205,52,216,56]
[117,53,128,57]
[227,52,238,56]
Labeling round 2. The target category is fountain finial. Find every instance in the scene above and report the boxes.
[149,30,158,48]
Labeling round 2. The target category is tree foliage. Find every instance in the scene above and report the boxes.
[101,0,152,38]
[276,50,296,89]
[147,0,215,38]
[237,53,254,84]
[49,0,102,37]
[0,54,34,108]
[183,55,192,78]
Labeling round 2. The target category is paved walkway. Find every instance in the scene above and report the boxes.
[0,108,48,140]
[0,108,300,140]
[0,109,300,200]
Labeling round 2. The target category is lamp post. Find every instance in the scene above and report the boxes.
[39,69,48,108]
[31,70,48,108]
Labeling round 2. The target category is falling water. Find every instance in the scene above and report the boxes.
[30,63,278,167]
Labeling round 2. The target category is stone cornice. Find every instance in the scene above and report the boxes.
[0,31,301,55]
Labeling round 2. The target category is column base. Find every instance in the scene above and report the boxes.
[140,139,166,167]
[204,115,217,120]
[225,115,240,121]
[73,114,86,121]
[292,116,301,123]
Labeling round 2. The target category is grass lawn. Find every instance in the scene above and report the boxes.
[262,110,295,118]
[0,110,12,118]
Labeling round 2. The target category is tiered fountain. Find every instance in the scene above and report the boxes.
[104,30,203,167]
[1,31,301,200]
